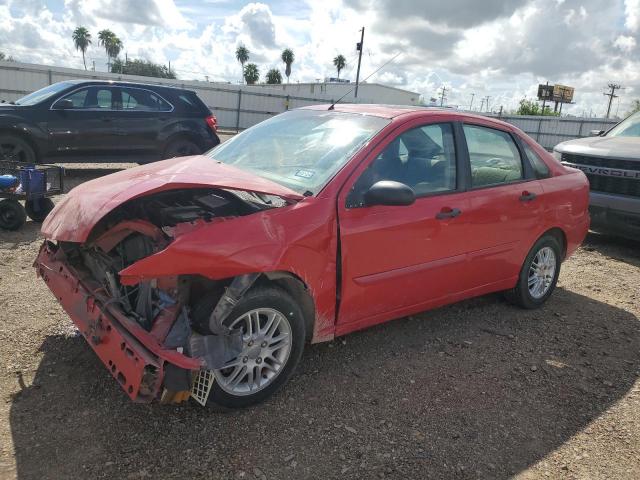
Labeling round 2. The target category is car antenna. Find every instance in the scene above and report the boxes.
[328,52,403,110]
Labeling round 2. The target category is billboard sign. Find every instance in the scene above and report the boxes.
[538,84,574,103]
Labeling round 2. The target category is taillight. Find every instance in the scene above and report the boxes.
[205,115,218,132]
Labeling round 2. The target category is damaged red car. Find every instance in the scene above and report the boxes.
[35,105,590,408]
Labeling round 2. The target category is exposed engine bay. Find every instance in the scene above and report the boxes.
[51,187,287,402]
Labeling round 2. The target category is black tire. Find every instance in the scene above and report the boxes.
[0,199,27,230]
[0,135,37,163]
[505,235,562,309]
[192,285,306,409]
[25,198,55,222]
[162,138,202,159]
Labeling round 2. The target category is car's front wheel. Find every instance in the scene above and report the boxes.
[505,235,562,309]
[192,285,306,409]
[162,138,201,159]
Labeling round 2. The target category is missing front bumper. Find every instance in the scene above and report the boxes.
[34,241,203,403]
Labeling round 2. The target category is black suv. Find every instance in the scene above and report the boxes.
[0,80,220,163]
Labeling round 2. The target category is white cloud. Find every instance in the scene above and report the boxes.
[1,0,640,117]
[625,0,640,31]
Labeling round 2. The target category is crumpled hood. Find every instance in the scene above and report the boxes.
[42,155,303,242]
[555,135,640,161]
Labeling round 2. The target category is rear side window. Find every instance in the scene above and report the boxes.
[120,87,172,112]
[177,91,209,113]
[522,142,551,179]
[463,124,523,187]
[95,88,113,109]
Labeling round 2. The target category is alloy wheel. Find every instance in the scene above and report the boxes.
[528,246,556,299]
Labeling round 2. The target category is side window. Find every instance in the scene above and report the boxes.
[347,123,457,207]
[58,88,89,108]
[94,88,113,109]
[120,88,172,111]
[464,124,523,187]
[522,142,551,179]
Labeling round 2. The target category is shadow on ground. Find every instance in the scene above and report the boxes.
[9,288,640,479]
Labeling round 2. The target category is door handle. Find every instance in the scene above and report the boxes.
[520,191,537,202]
[436,207,462,220]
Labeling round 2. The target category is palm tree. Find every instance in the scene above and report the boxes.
[281,48,294,83]
[333,54,346,79]
[266,68,282,84]
[72,26,91,70]
[243,63,259,85]
[98,30,123,71]
[235,45,249,83]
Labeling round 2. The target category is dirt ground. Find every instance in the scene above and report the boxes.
[0,159,639,479]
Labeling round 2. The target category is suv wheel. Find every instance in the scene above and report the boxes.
[505,235,562,309]
[162,138,201,159]
[192,285,306,409]
[0,135,36,163]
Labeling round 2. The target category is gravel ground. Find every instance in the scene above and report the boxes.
[0,159,639,479]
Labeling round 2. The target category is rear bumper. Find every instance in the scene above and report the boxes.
[34,241,202,403]
[589,191,640,239]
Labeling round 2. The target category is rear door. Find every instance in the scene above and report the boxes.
[109,86,172,158]
[457,123,545,290]
[46,85,121,160]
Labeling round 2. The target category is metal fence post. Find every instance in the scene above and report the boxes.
[536,118,543,142]
[235,90,242,133]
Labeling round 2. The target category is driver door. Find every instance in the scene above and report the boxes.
[336,121,472,329]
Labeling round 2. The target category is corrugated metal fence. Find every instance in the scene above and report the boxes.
[0,60,619,148]
[489,114,617,150]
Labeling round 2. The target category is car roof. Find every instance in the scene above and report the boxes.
[58,79,189,93]
[301,103,518,131]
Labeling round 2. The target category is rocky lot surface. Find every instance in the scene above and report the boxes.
[0,159,638,479]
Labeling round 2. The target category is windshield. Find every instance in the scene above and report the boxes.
[607,111,640,137]
[206,109,390,195]
[14,81,76,106]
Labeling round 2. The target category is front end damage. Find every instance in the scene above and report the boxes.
[34,187,294,404]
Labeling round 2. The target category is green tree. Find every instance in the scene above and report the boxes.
[516,99,559,116]
[333,54,346,79]
[244,63,259,85]
[627,99,640,115]
[98,30,123,70]
[281,48,294,83]
[111,58,176,79]
[0,52,15,62]
[236,45,249,83]
[266,68,282,84]
[72,26,92,70]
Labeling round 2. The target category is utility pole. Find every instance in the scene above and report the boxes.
[354,27,365,99]
[469,93,475,111]
[479,97,485,112]
[485,96,491,112]
[604,83,621,119]
[439,85,447,106]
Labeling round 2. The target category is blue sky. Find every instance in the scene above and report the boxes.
[1,0,639,116]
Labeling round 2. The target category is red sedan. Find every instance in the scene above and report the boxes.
[35,105,590,408]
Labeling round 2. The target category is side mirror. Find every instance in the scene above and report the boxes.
[55,98,74,110]
[364,180,415,207]
[589,129,604,137]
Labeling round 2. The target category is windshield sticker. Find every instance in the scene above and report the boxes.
[295,169,315,179]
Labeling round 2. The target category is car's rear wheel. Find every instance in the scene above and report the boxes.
[25,198,55,222]
[0,135,36,163]
[0,199,27,230]
[162,138,201,159]
[192,285,306,409]
[505,235,562,309]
